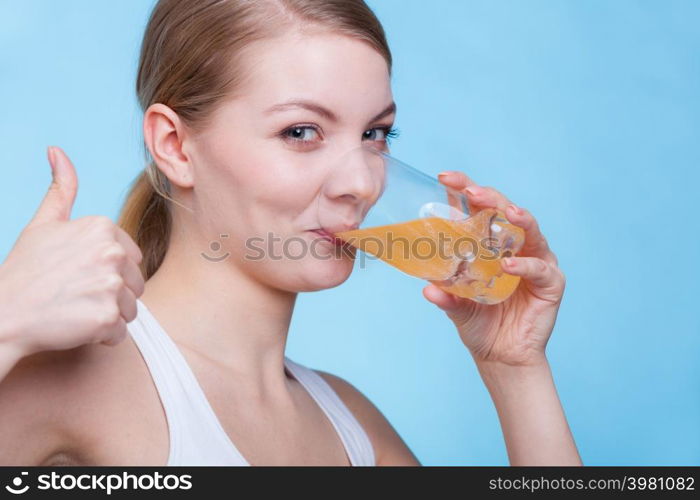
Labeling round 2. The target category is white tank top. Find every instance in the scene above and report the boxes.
[127,299,375,466]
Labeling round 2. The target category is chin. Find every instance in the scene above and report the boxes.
[295,252,357,292]
[248,243,358,293]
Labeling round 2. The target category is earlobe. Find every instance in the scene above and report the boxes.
[143,103,195,189]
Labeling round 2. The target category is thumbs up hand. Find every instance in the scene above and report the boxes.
[0,147,145,361]
[27,145,80,226]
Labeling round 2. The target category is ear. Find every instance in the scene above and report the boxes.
[143,103,195,189]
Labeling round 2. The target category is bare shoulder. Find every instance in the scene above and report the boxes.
[0,339,136,465]
[0,346,97,464]
[315,369,421,466]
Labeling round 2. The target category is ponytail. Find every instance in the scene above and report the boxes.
[117,163,172,280]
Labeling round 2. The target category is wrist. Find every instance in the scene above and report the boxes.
[475,355,551,388]
[474,355,581,466]
[0,316,31,380]
[0,280,33,363]
[0,314,28,354]
[0,338,26,378]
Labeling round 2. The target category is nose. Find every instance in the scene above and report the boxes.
[316,145,386,232]
[322,145,385,205]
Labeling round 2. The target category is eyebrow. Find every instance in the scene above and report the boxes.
[265,99,397,124]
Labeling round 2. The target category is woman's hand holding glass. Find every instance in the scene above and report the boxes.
[424,171,566,370]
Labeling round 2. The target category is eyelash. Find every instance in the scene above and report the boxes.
[279,124,400,146]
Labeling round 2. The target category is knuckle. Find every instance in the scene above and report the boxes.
[520,207,535,223]
[103,327,126,346]
[134,245,144,265]
[102,272,124,293]
[102,243,127,265]
[529,229,549,250]
[521,210,538,229]
[96,304,121,328]
[558,269,567,286]
[113,323,127,341]
[87,214,114,231]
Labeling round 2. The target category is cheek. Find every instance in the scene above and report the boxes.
[194,128,325,225]
[201,155,321,236]
[240,153,323,216]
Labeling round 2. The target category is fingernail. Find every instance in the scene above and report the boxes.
[465,185,482,197]
[47,147,57,180]
[502,257,513,267]
[508,204,522,216]
[437,171,457,181]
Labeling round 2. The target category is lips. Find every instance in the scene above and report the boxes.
[310,227,356,248]
[311,229,346,247]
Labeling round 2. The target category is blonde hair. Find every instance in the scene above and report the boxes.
[118,0,393,279]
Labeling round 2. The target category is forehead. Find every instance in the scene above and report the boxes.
[237,30,393,120]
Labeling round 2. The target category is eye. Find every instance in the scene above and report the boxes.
[281,125,321,143]
[364,126,400,144]
[278,124,401,147]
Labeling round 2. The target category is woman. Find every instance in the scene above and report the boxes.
[0,0,579,466]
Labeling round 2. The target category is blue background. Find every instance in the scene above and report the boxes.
[1,0,698,465]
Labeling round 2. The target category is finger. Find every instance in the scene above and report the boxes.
[503,205,558,266]
[100,316,128,347]
[114,225,143,265]
[422,283,478,325]
[463,185,513,214]
[121,258,145,299]
[438,171,480,216]
[118,286,138,323]
[422,282,462,310]
[501,256,565,302]
[437,170,476,190]
[437,172,514,218]
[28,146,79,227]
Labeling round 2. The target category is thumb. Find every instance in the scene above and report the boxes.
[28,146,78,227]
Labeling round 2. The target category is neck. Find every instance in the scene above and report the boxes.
[139,229,298,390]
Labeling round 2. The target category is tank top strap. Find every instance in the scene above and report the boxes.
[128,299,247,465]
[283,357,376,466]
[129,299,375,466]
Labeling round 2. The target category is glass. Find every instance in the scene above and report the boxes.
[316,145,525,304]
